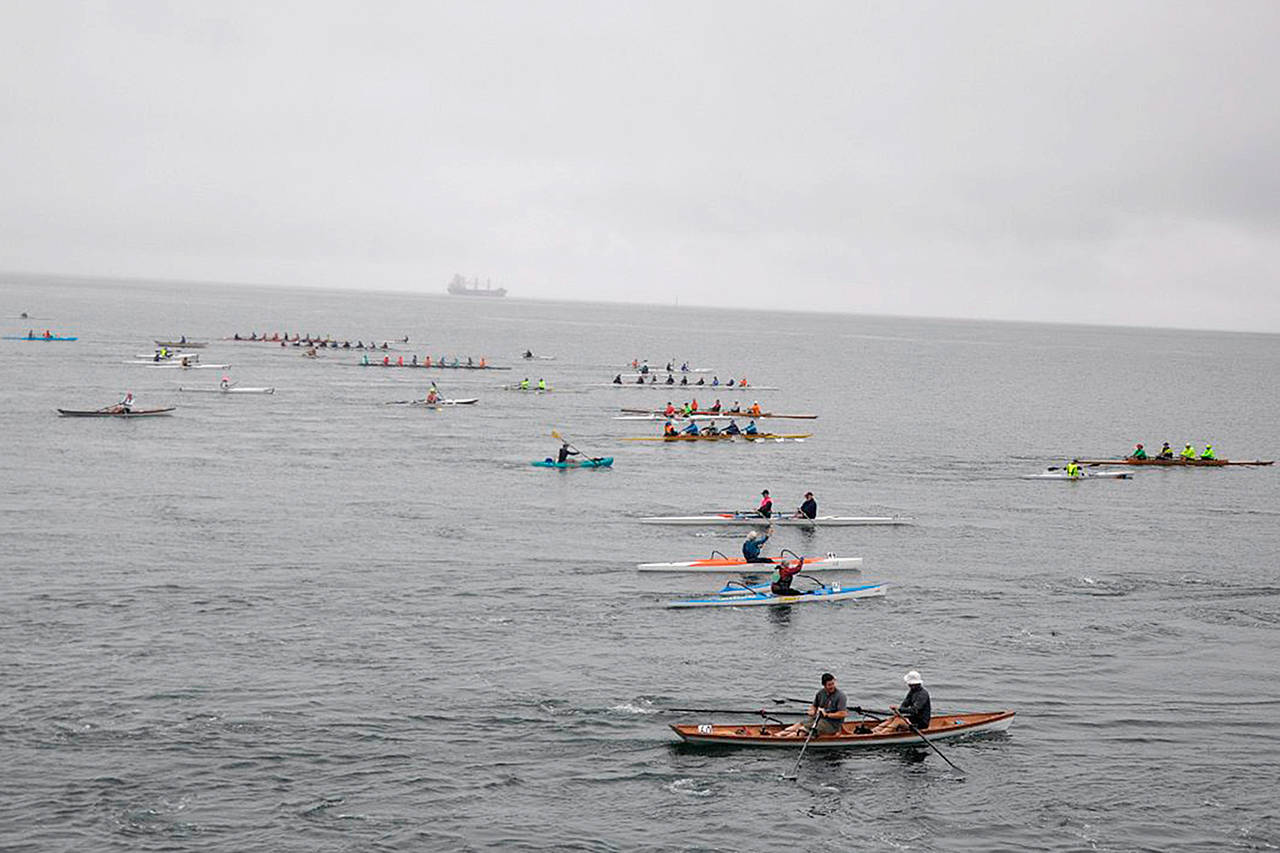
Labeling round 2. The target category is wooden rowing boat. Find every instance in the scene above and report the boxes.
[621,433,811,442]
[1079,458,1273,467]
[617,409,817,420]
[670,711,1015,748]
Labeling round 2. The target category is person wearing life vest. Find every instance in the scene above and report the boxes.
[396,355,404,366]
[520,378,530,390]
[1180,444,1196,460]
[664,402,676,417]
[690,399,699,413]
[1065,459,1082,479]
[478,357,486,368]
[723,419,741,435]
[382,355,390,366]
[1130,443,1147,460]
[742,527,772,562]
[757,490,773,518]
[423,355,431,367]
[744,420,759,435]
[739,377,747,387]
[750,401,762,417]
[1200,444,1216,460]
[1157,442,1174,459]
[680,420,699,436]
[631,358,639,369]
[537,378,547,391]
[771,556,805,595]
[663,420,678,437]
[361,353,370,365]
[681,401,693,417]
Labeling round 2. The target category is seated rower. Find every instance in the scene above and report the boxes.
[1200,444,1216,460]
[537,378,547,391]
[467,357,473,366]
[524,349,534,358]
[680,362,690,372]
[770,557,804,595]
[729,401,742,413]
[711,376,720,386]
[664,402,677,417]
[750,401,762,417]
[396,356,404,366]
[723,419,741,435]
[411,354,418,365]
[613,374,622,384]
[679,420,700,436]
[557,442,578,464]
[773,673,847,738]
[635,375,646,384]
[681,402,694,417]
[757,489,773,518]
[361,354,370,365]
[796,491,817,520]
[696,377,705,385]
[708,399,721,413]
[744,420,759,435]
[680,376,689,385]
[520,378,530,390]
[479,357,487,368]
[690,399,699,412]
[220,375,231,390]
[382,355,390,366]
[1157,441,1173,459]
[1130,443,1147,460]
[111,391,135,414]
[742,527,772,562]
[665,362,673,372]
[872,670,932,734]
[665,374,675,384]
[663,420,678,437]
[1180,443,1196,460]
[1065,459,1082,479]
[739,377,747,387]
[700,421,719,436]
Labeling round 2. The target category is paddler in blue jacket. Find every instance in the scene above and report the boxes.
[744,420,759,436]
[723,419,741,435]
[679,420,699,436]
[742,526,772,562]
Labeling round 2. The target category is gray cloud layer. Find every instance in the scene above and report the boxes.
[3,1,1278,331]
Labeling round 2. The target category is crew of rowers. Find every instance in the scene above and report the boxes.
[613,372,750,387]
[516,378,549,391]
[1128,442,1217,461]
[23,329,59,339]
[661,400,762,417]
[359,353,487,368]
[232,333,409,348]
[664,418,759,437]
[766,671,933,738]
[628,359,703,373]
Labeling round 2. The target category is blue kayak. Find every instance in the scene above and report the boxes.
[531,457,614,469]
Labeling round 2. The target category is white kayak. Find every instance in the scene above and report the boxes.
[178,386,275,394]
[668,581,887,609]
[639,515,912,527]
[1022,470,1132,480]
[637,554,862,572]
[130,362,231,369]
[411,397,479,408]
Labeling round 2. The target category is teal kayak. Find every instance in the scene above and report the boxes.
[3,335,77,341]
[531,457,614,469]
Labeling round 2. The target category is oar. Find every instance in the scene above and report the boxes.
[782,710,824,780]
[551,429,602,463]
[663,707,798,721]
[886,708,965,776]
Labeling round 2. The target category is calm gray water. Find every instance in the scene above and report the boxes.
[1,276,1278,851]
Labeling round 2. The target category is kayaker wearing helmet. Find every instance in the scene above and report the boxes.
[1180,443,1196,460]
[556,442,578,464]
[1065,459,1082,479]
[797,492,817,520]
[1130,443,1147,460]
[1200,444,1216,460]
[772,673,847,738]
[1157,442,1174,459]
[872,670,932,734]
[742,526,773,562]
[756,490,773,518]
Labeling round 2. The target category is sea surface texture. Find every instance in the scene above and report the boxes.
[1,277,1277,851]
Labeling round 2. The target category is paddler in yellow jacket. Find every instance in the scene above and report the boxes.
[1200,444,1217,460]
[1065,459,1082,479]
[1179,444,1196,460]
[1157,442,1174,459]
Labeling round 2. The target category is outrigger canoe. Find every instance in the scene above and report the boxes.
[58,408,175,418]
[1080,458,1273,467]
[621,433,810,442]
[670,710,1015,748]
[4,335,77,341]
[640,514,912,527]
[1022,470,1131,480]
[178,387,275,394]
[667,581,886,608]
[531,457,614,469]
[637,554,862,572]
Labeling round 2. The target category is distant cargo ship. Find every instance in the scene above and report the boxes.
[447,274,507,298]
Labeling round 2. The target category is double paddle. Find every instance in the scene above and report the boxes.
[551,429,603,464]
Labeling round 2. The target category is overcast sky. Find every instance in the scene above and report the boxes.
[2,1,1278,331]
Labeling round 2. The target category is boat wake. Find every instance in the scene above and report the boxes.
[667,778,712,797]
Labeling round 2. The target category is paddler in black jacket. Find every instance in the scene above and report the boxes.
[872,670,932,733]
[556,443,579,464]
[796,492,817,519]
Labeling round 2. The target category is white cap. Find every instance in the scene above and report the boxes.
[904,670,923,685]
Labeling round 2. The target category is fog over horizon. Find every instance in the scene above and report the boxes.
[2,1,1278,333]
